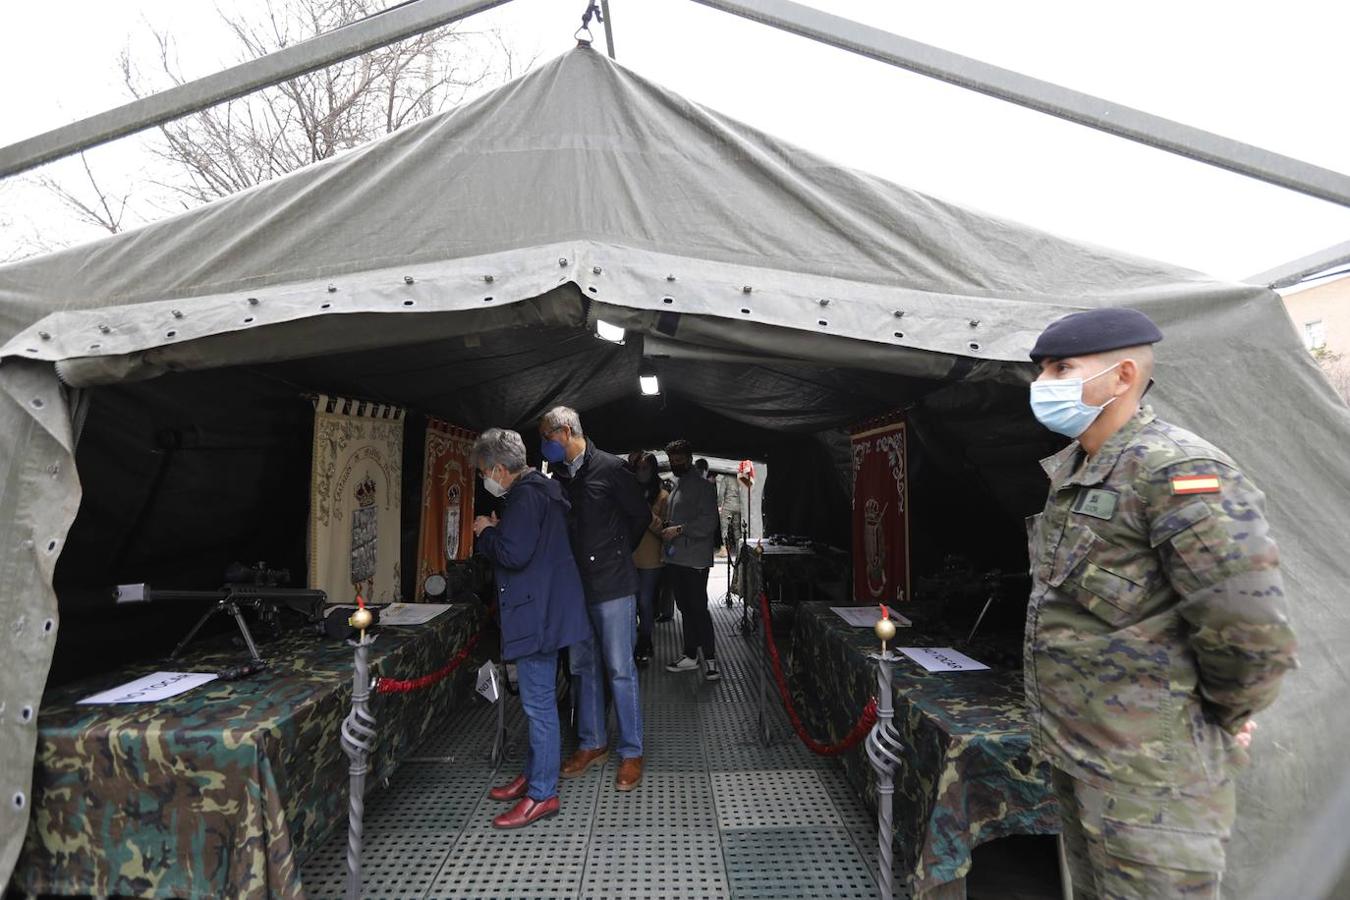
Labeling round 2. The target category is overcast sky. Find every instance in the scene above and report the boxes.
[2,0,1347,281]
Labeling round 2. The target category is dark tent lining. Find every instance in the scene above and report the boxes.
[50,318,1054,687]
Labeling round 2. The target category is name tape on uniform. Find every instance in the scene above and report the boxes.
[1072,488,1118,520]
[1171,474,1221,495]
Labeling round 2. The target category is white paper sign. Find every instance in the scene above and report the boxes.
[831,606,912,628]
[476,661,500,703]
[380,602,452,626]
[78,671,218,705]
[898,647,989,673]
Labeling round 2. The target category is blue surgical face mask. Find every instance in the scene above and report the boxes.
[540,436,567,464]
[1029,362,1121,438]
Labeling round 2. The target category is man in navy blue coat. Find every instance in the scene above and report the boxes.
[472,428,591,829]
[539,406,651,792]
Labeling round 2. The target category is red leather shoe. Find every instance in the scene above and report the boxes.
[491,795,559,829]
[489,774,528,802]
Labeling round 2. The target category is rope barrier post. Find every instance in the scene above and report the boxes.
[756,592,772,747]
[339,603,378,900]
[489,663,506,770]
[722,526,735,607]
[867,609,904,900]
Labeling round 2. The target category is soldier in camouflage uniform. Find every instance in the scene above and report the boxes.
[1023,308,1297,899]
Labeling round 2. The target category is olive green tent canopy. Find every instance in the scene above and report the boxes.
[2,47,1346,895]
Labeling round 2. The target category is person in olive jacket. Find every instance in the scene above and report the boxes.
[539,406,651,792]
[472,428,590,830]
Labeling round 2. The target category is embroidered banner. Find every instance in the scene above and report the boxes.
[416,419,478,593]
[850,416,910,605]
[309,395,404,604]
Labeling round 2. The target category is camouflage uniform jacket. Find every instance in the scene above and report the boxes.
[1024,406,1297,795]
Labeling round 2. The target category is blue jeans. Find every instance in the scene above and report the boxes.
[515,650,561,801]
[636,568,661,642]
[570,594,643,759]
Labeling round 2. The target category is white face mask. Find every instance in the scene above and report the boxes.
[483,467,508,498]
[1028,362,1122,438]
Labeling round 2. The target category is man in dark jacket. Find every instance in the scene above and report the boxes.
[539,406,650,791]
[473,428,591,829]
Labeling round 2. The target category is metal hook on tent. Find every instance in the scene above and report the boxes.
[574,0,602,46]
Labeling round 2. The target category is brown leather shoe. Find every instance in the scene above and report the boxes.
[615,756,644,792]
[491,795,559,829]
[488,773,527,802]
[560,746,608,778]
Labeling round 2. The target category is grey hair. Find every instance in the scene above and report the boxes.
[472,428,528,474]
[540,405,584,437]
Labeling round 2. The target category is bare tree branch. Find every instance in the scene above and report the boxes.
[36,153,131,234]
[73,0,519,217]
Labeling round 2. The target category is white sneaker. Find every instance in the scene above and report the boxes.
[703,661,722,682]
[666,656,699,673]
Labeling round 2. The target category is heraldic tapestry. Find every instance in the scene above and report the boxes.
[309,394,404,604]
[416,419,478,592]
[850,416,910,605]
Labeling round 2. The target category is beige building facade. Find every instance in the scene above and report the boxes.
[1282,274,1350,355]
[1282,273,1350,401]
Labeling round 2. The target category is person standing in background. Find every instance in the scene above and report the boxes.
[662,440,722,682]
[716,471,744,561]
[627,451,668,666]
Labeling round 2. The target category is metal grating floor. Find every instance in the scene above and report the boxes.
[301,566,904,899]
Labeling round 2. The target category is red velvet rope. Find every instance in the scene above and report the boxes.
[758,592,877,755]
[374,630,484,694]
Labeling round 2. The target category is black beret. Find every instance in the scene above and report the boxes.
[1029,308,1163,362]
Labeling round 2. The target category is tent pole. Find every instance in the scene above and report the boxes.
[0,0,514,179]
[692,0,1350,208]
[600,0,616,59]
[1245,240,1350,289]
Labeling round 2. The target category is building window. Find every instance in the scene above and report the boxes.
[1304,320,1327,350]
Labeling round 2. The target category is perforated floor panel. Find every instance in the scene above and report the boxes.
[301,570,909,899]
[722,827,881,899]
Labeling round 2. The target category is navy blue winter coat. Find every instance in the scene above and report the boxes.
[476,470,590,661]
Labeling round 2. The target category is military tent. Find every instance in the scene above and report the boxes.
[1,46,1347,896]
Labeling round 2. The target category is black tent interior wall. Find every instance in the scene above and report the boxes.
[48,318,1058,686]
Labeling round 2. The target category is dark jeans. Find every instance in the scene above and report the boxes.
[657,566,676,618]
[637,567,661,642]
[668,564,715,661]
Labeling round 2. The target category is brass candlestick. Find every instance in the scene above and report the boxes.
[874,604,897,654]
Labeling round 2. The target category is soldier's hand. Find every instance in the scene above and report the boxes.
[1235,719,1259,749]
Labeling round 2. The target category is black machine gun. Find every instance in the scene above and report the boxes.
[152,562,328,664]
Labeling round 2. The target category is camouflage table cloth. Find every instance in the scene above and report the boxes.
[786,601,1058,893]
[12,603,487,899]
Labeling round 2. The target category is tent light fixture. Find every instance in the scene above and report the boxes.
[596,319,626,343]
[639,361,660,396]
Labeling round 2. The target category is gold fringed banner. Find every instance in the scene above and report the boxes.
[416,419,477,594]
[849,413,910,605]
[309,394,405,604]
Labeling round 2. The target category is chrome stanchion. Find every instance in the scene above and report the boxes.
[866,615,904,900]
[340,607,378,900]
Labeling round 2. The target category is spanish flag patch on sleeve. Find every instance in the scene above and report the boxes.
[1171,474,1222,495]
